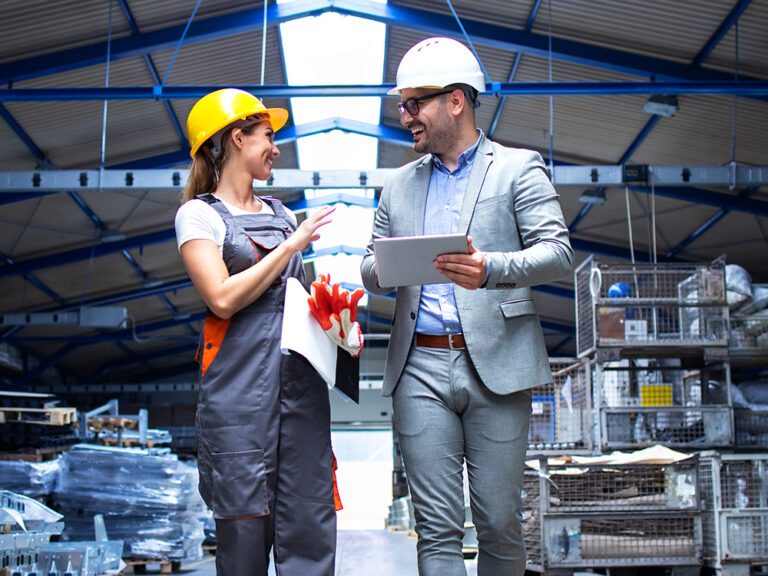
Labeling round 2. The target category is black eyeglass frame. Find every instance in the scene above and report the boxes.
[397,89,456,116]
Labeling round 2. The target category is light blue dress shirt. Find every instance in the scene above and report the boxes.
[415,130,484,335]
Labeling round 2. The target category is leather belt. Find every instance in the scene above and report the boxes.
[415,333,466,349]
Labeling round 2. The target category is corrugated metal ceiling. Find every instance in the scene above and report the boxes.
[0,0,766,382]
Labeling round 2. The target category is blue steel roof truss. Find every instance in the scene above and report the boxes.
[1,1,766,93]
[1,0,766,381]
[568,0,752,233]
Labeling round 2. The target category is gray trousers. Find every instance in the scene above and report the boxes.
[393,346,532,576]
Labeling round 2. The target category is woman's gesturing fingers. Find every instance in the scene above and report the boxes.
[289,205,335,250]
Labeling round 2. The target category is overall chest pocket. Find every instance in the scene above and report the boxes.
[244,226,288,260]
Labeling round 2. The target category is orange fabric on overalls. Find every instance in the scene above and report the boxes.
[332,452,343,511]
[201,315,230,378]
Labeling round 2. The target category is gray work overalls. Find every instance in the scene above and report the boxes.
[194,194,336,576]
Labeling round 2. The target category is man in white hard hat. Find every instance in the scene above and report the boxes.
[361,37,573,575]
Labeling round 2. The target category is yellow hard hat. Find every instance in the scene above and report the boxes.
[186,88,289,158]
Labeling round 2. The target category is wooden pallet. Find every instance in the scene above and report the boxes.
[123,559,181,574]
[0,446,65,462]
[89,416,139,432]
[98,436,155,448]
[0,407,77,426]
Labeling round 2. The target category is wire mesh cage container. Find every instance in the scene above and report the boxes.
[576,256,729,357]
[700,453,768,576]
[523,470,543,570]
[729,314,768,362]
[540,514,702,569]
[593,358,734,449]
[536,456,700,513]
[523,463,702,572]
[600,407,733,449]
[733,409,768,448]
[528,359,593,454]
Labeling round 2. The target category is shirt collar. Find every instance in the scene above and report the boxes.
[432,129,484,175]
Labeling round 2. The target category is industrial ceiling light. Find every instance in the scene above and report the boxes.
[643,94,679,118]
[578,188,607,205]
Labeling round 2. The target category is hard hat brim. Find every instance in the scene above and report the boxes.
[387,84,446,96]
[264,107,289,133]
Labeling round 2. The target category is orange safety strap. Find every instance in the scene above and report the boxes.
[332,452,343,511]
[201,315,230,378]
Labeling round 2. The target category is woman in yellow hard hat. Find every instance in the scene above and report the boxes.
[175,88,338,576]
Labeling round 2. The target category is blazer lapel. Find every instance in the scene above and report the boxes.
[458,135,494,233]
[411,155,432,236]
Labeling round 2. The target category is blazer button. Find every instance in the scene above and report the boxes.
[410,312,416,320]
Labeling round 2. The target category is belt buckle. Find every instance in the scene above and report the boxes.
[448,334,458,350]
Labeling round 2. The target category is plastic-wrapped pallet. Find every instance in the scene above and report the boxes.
[53,444,206,563]
[0,459,59,498]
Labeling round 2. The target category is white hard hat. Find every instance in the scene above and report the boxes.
[388,37,486,96]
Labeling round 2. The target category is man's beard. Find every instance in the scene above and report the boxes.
[413,115,454,156]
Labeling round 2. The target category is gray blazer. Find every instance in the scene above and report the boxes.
[361,134,574,397]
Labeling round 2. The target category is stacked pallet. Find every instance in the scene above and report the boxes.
[53,444,207,567]
[0,391,79,453]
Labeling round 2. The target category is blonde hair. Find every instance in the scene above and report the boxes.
[180,118,263,204]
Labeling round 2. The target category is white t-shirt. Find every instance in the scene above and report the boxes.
[175,195,297,254]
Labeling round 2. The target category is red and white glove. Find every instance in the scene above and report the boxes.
[307,274,365,357]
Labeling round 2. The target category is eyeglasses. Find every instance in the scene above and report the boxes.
[397,89,454,116]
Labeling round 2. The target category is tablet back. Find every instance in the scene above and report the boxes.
[373,233,468,287]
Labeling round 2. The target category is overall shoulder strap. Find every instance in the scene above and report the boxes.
[196,193,233,219]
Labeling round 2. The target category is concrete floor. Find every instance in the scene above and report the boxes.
[176,530,479,576]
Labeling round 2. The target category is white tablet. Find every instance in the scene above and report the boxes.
[373,233,469,288]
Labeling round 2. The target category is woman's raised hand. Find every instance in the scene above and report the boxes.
[287,205,335,252]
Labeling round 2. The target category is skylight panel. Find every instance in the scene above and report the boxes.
[278,3,387,292]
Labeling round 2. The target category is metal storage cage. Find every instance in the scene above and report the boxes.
[537,456,700,513]
[593,358,733,449]
[576,256,729,358]
[700,452,768,576]
[523,470,543,571]
[528,359,593,454]
[523,459,703,573]
[729,313,768,363]
[733,409,768,448]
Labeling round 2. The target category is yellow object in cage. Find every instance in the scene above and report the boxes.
[641,384,673,406]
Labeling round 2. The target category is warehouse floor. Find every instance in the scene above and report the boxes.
[178,530,479,575]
